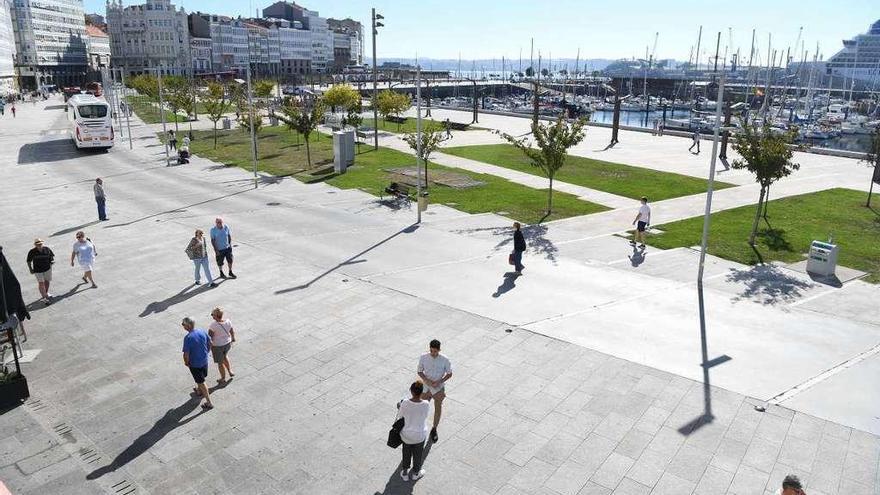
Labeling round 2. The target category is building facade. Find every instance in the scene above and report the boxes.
[190,36,211,73]
[327,17,362,67]
[827,19,880,87]
[11,0,89,89]
[86,25,111,70]
[189,13,248,73]
[0,0,16,94]
[106,0,190,76]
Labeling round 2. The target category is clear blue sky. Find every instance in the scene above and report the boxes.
[85,0,877,62]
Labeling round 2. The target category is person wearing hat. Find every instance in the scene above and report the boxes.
[26,238,55,304]
[94,178,107,221]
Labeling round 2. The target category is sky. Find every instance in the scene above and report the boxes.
[85,0,878,63]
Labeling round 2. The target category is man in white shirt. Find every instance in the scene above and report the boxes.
[631,196,651,249]
[689,130,701,154]
[417,339,452,443]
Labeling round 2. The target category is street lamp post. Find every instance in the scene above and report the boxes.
[153,68,171,166]
[371,8,383,150]
[415,65,423,224]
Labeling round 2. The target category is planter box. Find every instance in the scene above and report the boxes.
[0,374,29,410]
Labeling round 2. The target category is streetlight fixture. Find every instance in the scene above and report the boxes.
[371,8,383,150]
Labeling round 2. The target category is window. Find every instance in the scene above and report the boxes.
[77,105,108,118]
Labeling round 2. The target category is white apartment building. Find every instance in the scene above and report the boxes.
[190,37,211,73]
[86,24,111,70]
[303,9,331,73]
[0,0,16,94]
[106,0,189,76]
[11,0,89,89]
[189,13,248,72]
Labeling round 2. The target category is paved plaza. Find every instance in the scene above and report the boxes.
[0,99,878,494]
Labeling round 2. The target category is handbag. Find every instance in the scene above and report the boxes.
[508,253,515,265]
[387,417,404,449]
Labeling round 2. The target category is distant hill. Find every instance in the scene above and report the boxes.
[372,57,619,72]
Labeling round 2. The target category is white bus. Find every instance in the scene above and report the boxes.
[67,94,114,149]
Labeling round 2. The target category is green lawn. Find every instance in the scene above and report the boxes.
[127,95,187,124]
[184,125,607,223]
[646,188,880,283]
[186,125,333,177]
[367,116,467,134]
[442,144,735,201]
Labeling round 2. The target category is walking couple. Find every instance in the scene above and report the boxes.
[185,217,237,287]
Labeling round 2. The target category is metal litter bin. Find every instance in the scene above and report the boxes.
[806,240,838,276]
[222,117,231,130]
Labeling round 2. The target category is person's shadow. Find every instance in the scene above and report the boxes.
[25,280,88,312]
[373,442,435,495]
[492,272,520,298]
[628,245,647,267]
[139,283,217,317]
[86,397,205,479]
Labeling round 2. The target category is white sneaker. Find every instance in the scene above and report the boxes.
[410,469,425,481]
[400,469,408,481]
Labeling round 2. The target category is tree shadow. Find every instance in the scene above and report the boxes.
[454,224,558,264]
[725,265,816,305]
[139,283,216,317]
[492,272,520,298]
[85,397,205,480]
[373,441,434,495]
[275,224,419,294]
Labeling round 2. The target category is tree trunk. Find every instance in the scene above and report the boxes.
[213,122,217,149]
[762,185,770,221]
[547,175,554,214]
[748,186,766,246]
[174,112,179,133]
[305,135,312,168]
[868,165,876,207]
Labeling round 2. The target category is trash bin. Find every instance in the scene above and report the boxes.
[806,240,838,276]
[333,130,355,174]
[222,117,231,130]
[418,194,428,212]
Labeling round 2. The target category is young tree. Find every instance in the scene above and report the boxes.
[202,82,229,148]
[253,80,275,112]
[498,116,588,214]
[403,125,446,188]
[278,96,325,168]
[864,126,880,207]
[323,84,361,114]
[375,90,411,131]
[391,92,412,131]
[731,121,800,245]
[164,75,192,133]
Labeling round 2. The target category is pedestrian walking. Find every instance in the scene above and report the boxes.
[168,130,177,150]
[417,339,452,443]
[511,222,526,274]
[210,217,236,279]
[778,474,806,495]
[94,177,108,221]
[396,380,431,481]
[185,229,217,287]
[688,130,701,154]
[26,238,54,304]
[444,118,452,139]
[630,196,651,249]
[0,100,5,116]
[208,307,235,383]
[10,104,15,118]
[181,317,214,410]
[658,120,665,136]
[70,231,97,288]
[652,118,659,136]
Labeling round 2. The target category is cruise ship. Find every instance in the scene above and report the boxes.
[826,19,880,86]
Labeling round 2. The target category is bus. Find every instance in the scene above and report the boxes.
[67,94,114,149]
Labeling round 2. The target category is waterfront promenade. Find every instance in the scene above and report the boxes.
[0,99,877,494]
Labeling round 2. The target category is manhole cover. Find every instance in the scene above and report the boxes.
[266,202,281,206]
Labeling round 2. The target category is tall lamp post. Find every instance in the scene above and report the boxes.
[371,8,383,150]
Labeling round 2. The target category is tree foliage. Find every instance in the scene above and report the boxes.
[403,125,446,164]
[203,82,229,148]
[375,90,411,129]
[128,74,158,101]
[863,126,880,207]
[278,96,325,168]
[731,121,800,245]
[323,84,361,113]
[163,75,192,132]
[498,116,588,214]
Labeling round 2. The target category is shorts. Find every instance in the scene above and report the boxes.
[424,384,445,398]
[189,366,208,384]
[636,221,648,232]
[215,248,233,266]
[34,269,52,282]
[211,343,231,363]
[79,262,94,272]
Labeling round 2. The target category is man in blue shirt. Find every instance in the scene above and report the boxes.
[209,217,236,279]
[181,317,214,410]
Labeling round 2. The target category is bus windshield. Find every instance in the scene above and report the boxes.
[77,104,108,119]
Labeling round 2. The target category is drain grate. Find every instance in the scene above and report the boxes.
[53,422,72,435]
[26,398,48,412]
[78,448,101,464]
[111,480,136,495]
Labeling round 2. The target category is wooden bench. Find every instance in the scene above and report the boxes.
[383,182,413,201]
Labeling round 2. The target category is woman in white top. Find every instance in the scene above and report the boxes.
[396,381,432,481]
[69,231,97,288]
[208,307,236,383]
